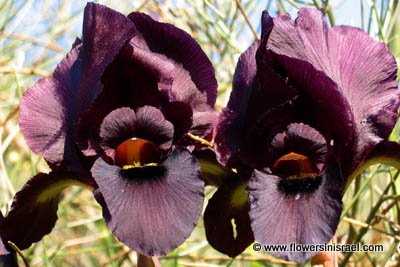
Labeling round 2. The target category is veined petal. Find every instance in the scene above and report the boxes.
[328,26,400,173]
[77,3,137,112]
[19,44,84,171]
[204,179,254,257]
[264,52,355,168]
[0,173,91,250]
[270,123,328,171]
[135,106,174,150]
[128,12,217,107]
[215,41,298,167]
[99,107,137,157]
[214,43,258,166]
[91,148,204,256]
[247,160,344,262]
[265,8,399,174]
[123,40,176,96]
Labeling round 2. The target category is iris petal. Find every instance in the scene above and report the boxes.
[128,12,217,107]
[162,101,193,141]
[99,107,137,157]
[270,123,328,172]
[264,8,399,174]
[215,41,298,167]
[240,104,294,169]
[91,148,204,256]
[78,3,137,112]
[204,179,254,257]
[123,40,176,96]
[19,43,83,170]
[0,172,90,250]
[135,106,174,150]
[247,160,344,262]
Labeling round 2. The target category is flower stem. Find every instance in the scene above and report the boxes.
[8,241,30,267]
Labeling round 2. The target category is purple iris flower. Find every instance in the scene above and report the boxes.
[0,3,217,256]
[206,8,400,262]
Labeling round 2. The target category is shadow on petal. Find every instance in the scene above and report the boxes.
[204,179,254,257]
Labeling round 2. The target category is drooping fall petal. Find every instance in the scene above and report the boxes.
[91,148,204,256]
[247,160,344,262]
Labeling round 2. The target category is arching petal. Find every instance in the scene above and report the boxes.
[264,8,399,173]
[270,123,328,171]
[215,42,298,166]
[128,12,217,107]
[99,107,137,157]
[135,106,174,150]
[77,3,137,112]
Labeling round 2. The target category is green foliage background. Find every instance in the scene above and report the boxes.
[0,0,399,266]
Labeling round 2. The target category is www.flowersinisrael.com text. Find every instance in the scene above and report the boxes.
[252,242,384,253]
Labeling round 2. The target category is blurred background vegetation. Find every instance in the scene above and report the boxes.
[0,0,399,266]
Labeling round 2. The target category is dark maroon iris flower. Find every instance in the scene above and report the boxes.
[206,8,400,261]
[0,3,217,256]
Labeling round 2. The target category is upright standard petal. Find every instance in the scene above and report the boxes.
[77,3,137,112]
[247,161,344,262]
[128,12,217,106]
[264,8,399,173]
[215,41,299,167]
[0,173,91,250]
[259,45,355,164]
[215,43,258,166]
[91,148,204,256]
